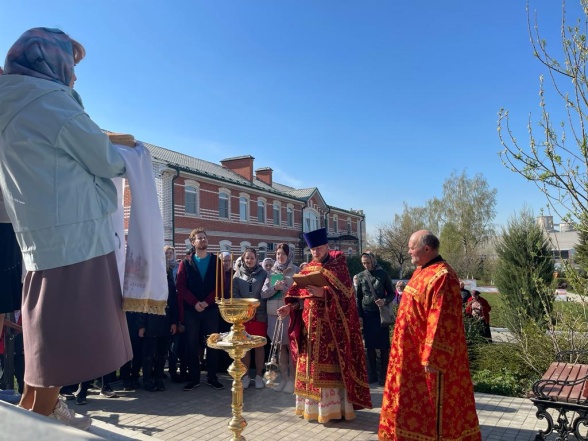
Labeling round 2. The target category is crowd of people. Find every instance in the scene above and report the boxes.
[0,25,484,441]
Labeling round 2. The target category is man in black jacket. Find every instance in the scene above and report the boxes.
[176,228,224,391]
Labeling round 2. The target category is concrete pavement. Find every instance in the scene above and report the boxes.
[58,374,557,441]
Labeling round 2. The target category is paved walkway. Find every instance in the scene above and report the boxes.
[65,374,558,441]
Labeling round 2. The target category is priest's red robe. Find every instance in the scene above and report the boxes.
[378,257,481,441]
[286,250,372,411]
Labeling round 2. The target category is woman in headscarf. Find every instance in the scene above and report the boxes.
[232,247,267,389]
[262,243,299,392]
[0,28,132,429]
[262,257,274,272]
[164,245,179,283]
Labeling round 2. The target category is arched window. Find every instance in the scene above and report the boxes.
[219,191,230,219]
[219,240,232,252]
[239,195,249,222]
[258,243,268,261]
[273,201,281,226]
[185,185,198,215]
[257,199,266,224]
[287,205,294,227]
[303,210,319,232]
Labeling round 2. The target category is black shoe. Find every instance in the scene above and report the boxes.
[131,379,141,389]
[144,380,158,392]
[76,393,88,405]
[155,379,166,391]
[378,378,385,386]
[206,379,224,390]
[183,381,200,391]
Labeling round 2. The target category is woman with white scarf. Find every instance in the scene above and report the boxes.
[262,243,299,393]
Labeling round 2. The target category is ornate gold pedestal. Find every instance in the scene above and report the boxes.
[207,298,267,441]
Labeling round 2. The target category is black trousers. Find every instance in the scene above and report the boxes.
[120,331,144,385]
[184,306,220,382]
[142,335,171,382]
[168,331,187,376]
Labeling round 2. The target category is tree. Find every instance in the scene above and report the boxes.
[377,203,427,278]
[573,213,588,273]
[498,0,588,224]
[375,171,496,279]
[429,170,497,278]
[494,208,555,334]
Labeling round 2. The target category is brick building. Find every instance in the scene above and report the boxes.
[124,140,366,264]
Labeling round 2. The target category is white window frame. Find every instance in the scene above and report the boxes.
[257,198,266,224]
[184,182,199,216]
[239,194,249,222]
[287,205,294,227]
[273,201,281,226]
[303,209,320,233]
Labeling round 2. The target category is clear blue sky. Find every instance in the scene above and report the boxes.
[0,0,578,237]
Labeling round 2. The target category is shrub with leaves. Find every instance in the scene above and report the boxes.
[470,342,535,397]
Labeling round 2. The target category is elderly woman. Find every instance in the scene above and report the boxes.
[0,28,132,429]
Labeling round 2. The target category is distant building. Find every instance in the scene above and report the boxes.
[121,138,366,263]
[537,215,579,266]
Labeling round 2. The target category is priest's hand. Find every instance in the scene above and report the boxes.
[277,304,291,318]
[307,285,324,298]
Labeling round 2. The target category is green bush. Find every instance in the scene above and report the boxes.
[472,368,530,396]
[469,342,536,397]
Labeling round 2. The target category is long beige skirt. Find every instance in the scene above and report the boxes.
[22,252,132,387]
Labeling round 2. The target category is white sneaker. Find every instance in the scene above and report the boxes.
[283,380,294,394]
[255,375,265,389]
[49,399,92,430]
[242,375,251,389]
[273,380,286,392]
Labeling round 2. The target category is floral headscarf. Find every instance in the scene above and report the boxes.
[3,27,83,87]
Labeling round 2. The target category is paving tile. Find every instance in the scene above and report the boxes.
[78,376,571,440]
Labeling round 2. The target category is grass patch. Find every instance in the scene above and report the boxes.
[483,290,588,329]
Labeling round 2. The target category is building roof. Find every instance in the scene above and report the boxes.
[547,230,579,252]
[140,140,363,217]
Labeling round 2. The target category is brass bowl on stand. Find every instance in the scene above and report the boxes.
[207,298,267,441]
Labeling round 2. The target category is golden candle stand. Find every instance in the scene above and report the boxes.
[207,298,267,441]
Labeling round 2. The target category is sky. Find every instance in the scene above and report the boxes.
[0,0,580,237]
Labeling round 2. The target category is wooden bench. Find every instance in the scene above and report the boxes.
[530,351,588,440]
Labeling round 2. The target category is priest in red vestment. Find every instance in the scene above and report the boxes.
[278,228,372,423]
[379,230,481,441]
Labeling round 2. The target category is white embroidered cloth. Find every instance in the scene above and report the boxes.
[112,142,167,314]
